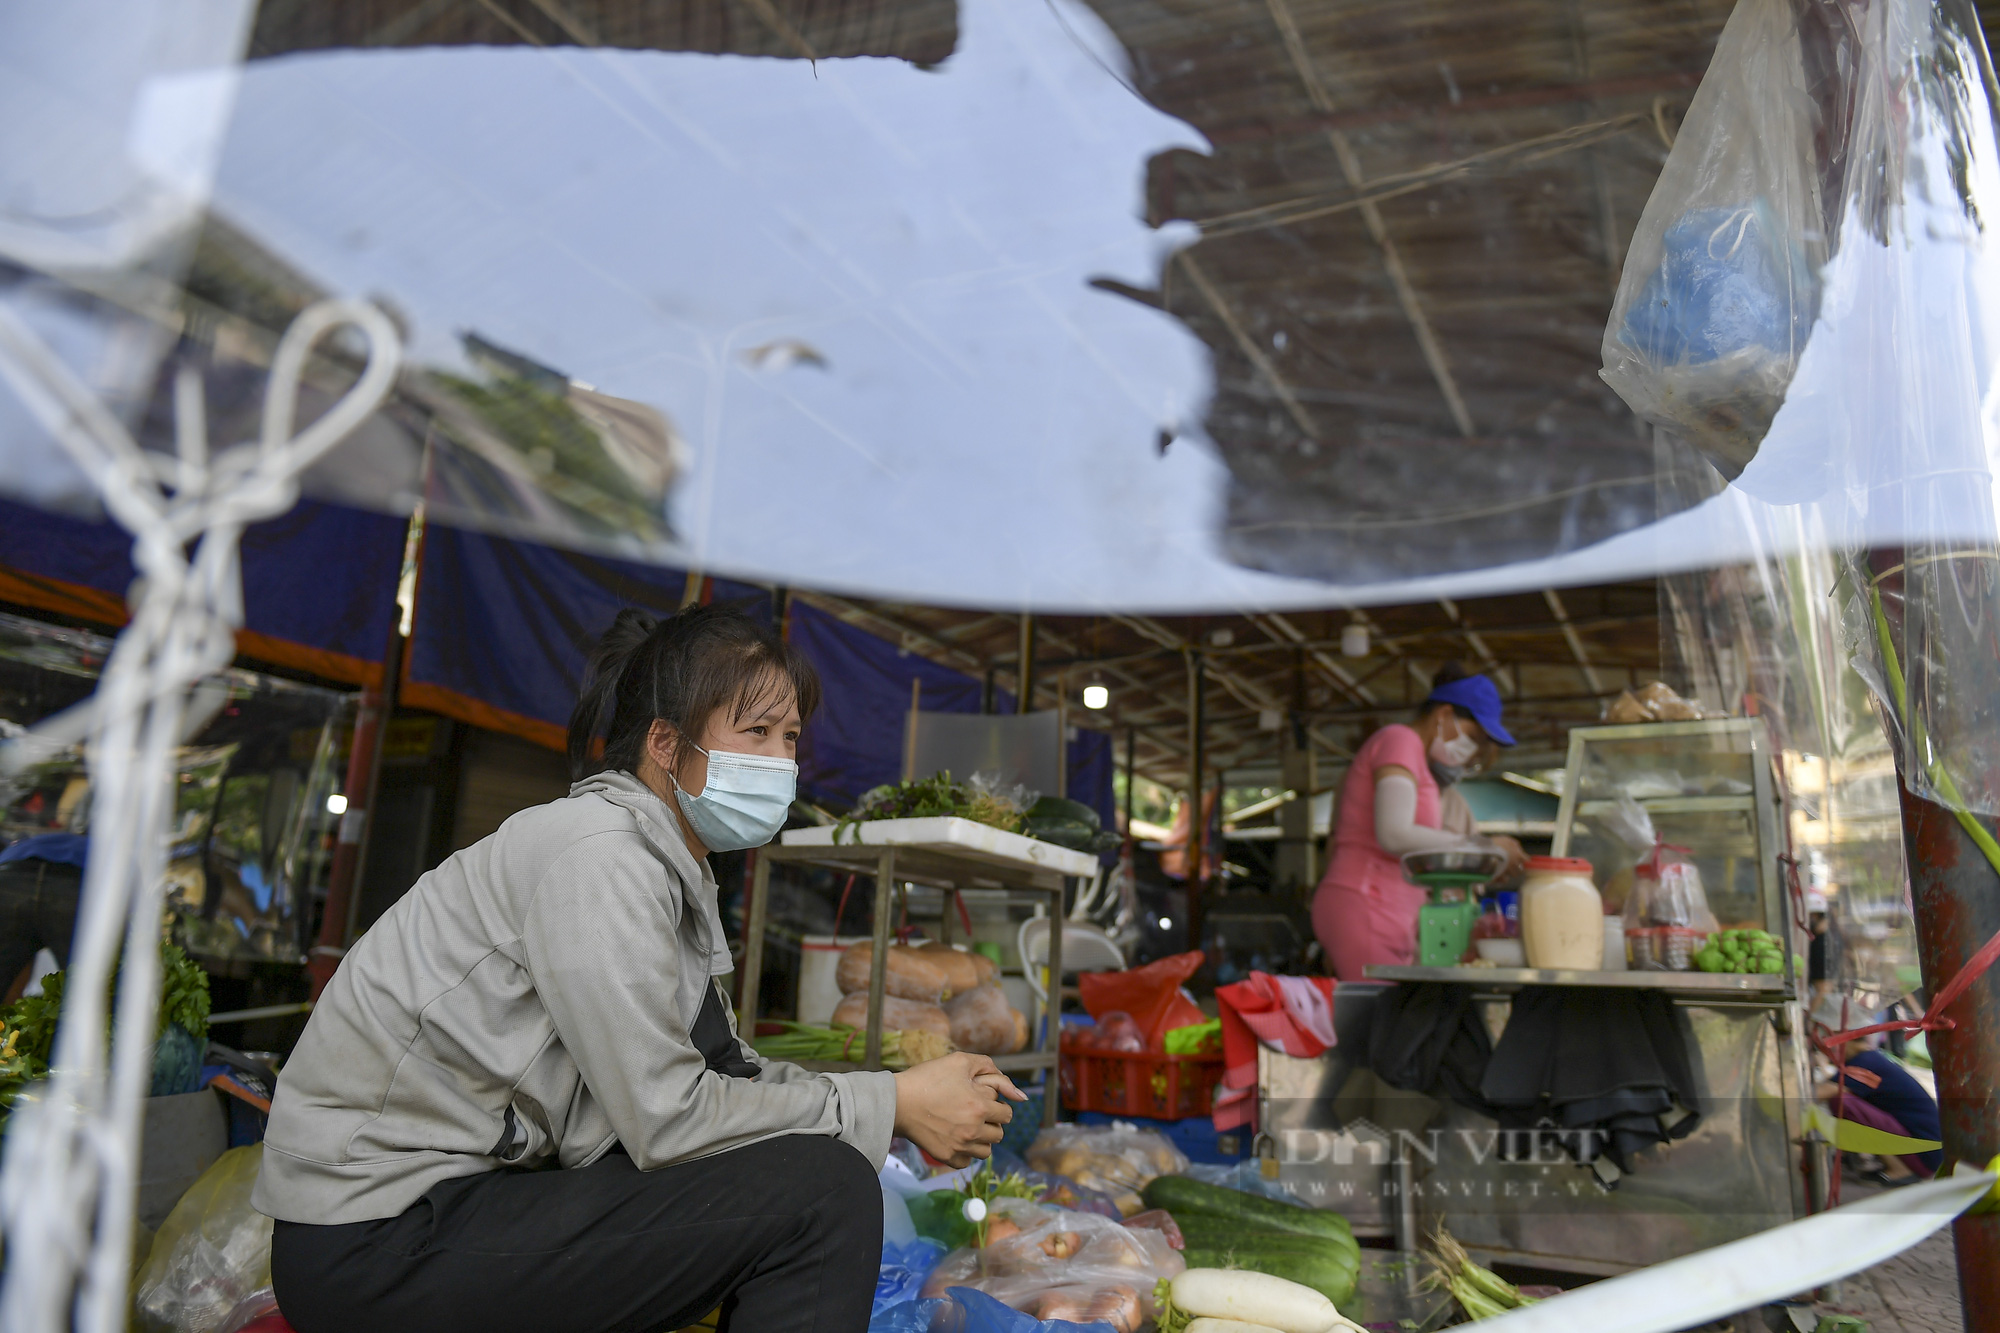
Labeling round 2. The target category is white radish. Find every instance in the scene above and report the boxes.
[1171,1269,1339,1333]
[1186,1320,1290,1333]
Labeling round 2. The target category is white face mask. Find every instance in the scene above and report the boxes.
[670,744,798,852]
[1430,720,1480,770]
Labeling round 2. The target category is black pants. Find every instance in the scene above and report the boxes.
[0,858,80,991]
[271,1135,882,1333]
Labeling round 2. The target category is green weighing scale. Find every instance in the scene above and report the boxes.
[1402,850,1506,967]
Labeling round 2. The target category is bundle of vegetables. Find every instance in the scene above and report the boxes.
[749,1021,952,1070]
[1693,928,1802,975]
[836,771,1033,842]
[1141,1176,1359,1308]
[0,941,211,1121]
[1153,1269,1367,1333]
[1422,1225,1537,1321]
[1020,797,1120,855]
[828,941,1029,1053]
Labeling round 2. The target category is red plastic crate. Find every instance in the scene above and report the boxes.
[1058,1041,1223,1120]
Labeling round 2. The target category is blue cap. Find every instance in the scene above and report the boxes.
[1426,675,1515,747]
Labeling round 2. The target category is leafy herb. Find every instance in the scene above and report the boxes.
[0,941,211,1124]
[833,772,1031,843]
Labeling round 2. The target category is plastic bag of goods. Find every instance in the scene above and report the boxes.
[840,942,953,1004]
[1599,0,1827,478]
[871,1285,1119,1333]
[1076,951,1205,1048]
[832,992,953,1041]
[916,941,1001,994]
[920,1198,1183,1332]
[132,1145,276,1333]
[1623,845,1719,970]
[1026,1123,1189,1215]
[947,984,1029,1054]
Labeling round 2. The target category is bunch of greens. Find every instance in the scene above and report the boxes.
[0,941,211,1121]
[749,1020,952,1070]
[835,772,1031,842]
[1423,1224,1537,1319]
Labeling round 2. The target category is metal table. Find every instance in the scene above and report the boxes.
[739,817,1099,1125]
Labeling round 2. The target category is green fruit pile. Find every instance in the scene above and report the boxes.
[1693,929,1802,975]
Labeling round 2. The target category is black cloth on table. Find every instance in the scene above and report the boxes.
[1366,982,1499,1118]
[1478,986,1704,1180]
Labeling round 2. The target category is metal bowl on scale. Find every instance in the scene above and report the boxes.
[1400,849,1506,891]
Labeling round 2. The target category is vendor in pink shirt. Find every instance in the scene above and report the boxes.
[1313,667,1524,981]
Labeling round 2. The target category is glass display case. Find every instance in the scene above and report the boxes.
[0,612,349,965]
[1552,718,1792,963]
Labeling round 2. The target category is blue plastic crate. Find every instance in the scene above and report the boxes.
[1073,1110,1249,1165]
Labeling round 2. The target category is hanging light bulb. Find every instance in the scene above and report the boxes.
[1082,682,1110,710]
[1341,620,1370,658]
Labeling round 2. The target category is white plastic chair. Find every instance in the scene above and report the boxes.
[1016,916,1126,1005]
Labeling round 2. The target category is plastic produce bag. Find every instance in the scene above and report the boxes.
[1600,0,1828,477]
[872,1287,1115,1333]
[1025,1124,1189,1215]
[1623,844,1720,970]
[1075,951,1205,1050]
[878,1238,951,1314]
[132,1145,276,1333]
[919,1198,1182,1332]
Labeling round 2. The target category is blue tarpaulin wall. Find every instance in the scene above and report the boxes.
[407,528,1113,824]
[0,494,407,684]
[0,499,1114,826]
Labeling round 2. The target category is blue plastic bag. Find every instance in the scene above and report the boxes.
[876,1238,948,1315]
[868,1288,1116,1333]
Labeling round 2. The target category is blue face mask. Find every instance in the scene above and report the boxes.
[671,744,797,852]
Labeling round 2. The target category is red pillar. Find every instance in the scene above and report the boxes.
[1871,556,2000,1329]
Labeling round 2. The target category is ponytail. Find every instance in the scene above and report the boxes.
[567,601,820,782]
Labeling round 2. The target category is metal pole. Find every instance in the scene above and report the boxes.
[309,504,421,999]
[1187,650,1206,949]
[1123,726,1138,841]
[865,850,896,1067]
[1044,878,1064,1126]
[1869,554,2000,1328]
[737,851,773,1032]
[1018,614,1036,713]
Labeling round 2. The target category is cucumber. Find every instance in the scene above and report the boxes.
[1181,1240,1359,1309]
[1175,1217,1358,1267]
[1142,1176,1358,1247]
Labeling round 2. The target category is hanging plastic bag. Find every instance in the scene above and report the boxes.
[132,1145,276,1333]
[1601,0,1832,477]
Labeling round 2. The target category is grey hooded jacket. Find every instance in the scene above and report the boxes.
[253,771,896,1225]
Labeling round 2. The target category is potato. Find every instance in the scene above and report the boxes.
[969,950,1000,986]
[837,941,949,1004]
[915,941,984,995]
[830,991,950,1040]
[947,984,1022,1054]
[1010,1006,1031,1054]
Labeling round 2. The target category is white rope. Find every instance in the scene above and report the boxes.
[0,299,399,1333]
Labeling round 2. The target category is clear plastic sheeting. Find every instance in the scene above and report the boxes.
[0,0,1998,614]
